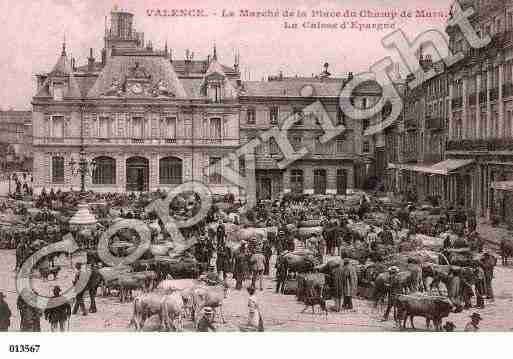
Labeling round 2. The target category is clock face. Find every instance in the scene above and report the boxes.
[131,83,143,94]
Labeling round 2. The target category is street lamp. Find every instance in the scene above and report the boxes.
[68,149,97,194]
[68,148,98,236]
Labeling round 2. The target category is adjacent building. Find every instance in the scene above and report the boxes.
[0,110,33,171]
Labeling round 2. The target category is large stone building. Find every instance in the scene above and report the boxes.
[31,8,387,199]
[0,110,33,171]
[384,0,513,224]
[444,0,513,222]
[32,9,241,195]
[238,71,384,199]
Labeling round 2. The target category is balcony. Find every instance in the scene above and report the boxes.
[447,139,513,152]
[452,97,463,109]
[490,87,499,102]
[425,116,445,131]
[404,117,417,130]
[131,138,144,144]
[165,138,176,144]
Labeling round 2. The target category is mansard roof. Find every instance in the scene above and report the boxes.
[87,54,187,98]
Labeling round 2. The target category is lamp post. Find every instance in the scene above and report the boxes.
[68,148,97,194]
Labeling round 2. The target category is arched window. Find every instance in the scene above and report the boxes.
[159,156,182,184]
[52,156,64,183]
[92,156,116,185]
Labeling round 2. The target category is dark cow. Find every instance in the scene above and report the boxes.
[500,238,513,265]
[396,294,453,330]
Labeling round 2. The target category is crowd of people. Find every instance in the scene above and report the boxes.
[0,188,500,332]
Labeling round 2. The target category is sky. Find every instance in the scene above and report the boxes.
[0,0,454,110]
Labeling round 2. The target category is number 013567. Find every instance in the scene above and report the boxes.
[8,345,40,353]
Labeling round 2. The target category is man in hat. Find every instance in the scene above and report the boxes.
[71,263,87,316]
[382,266,401,322]
[0,292,11,331]
[197,307,216,332]
[465,312,482,331]
[249,250,265,291]
[341,258,358,310]
[481,252,495,301]
[44,286,71,332]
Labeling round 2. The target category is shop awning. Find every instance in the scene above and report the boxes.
[387,159,474,175]
[491,181,513,191]
[425,159,474,175]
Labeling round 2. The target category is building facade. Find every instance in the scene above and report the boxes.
[32,8,384,199]
[32,9,241,195]
[0,110,33,171]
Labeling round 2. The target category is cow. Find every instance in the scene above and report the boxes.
[396,294,453,331]
[372,270,416,306]
[118,275,147,302]
[297,273,326,302]
[160,292,185,331]
[130,271,158,292]
[500,238,513,265]
[156,279,199,318]
[129,293,165,331]
[192,284,226,325]
[277,251,320,277]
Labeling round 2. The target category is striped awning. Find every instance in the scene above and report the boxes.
[491,181,513,191]
[387,159,474,175]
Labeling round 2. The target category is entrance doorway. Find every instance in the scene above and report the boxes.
[258,178,272,200]
[337,169,347,195]
[126,156,149,192]
[314,169,327,194]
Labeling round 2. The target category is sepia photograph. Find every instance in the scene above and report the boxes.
[0,0,511,343]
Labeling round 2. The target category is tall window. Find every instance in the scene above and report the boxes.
[52,116,64,138]
[337,138,345,153]
[53,83,63,101]
[270,106,279,125]
[337,107,345,125]
[362,119,370,132]
[291,135,302,150]
[92,156,116,184]
[269,138,279,155]
[159,157,182,184]
[293,107,303,125]
[132,117,143,138]
[209,157,222,184]
[210,118,222,142]
[247,107,256,125]
[165,117,176,141]
[290,169,303,194]
[98,116,110,138]
[362,141,370,153]
[52,156,64,183]
[239,157,246,177]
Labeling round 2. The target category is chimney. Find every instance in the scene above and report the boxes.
[279,71,283,80]
[101,48,107,65]
[88,48,95,72]
[348,72,354,81]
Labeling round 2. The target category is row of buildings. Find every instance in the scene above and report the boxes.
[30,7,392,200]
[385,0,513,224]
[28,1,513,224]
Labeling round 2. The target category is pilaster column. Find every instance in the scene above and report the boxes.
[476,73,481,138]
[499,61,505,137]
[462,72,468,139]
[486,63,492,138]
[449,81,454,139]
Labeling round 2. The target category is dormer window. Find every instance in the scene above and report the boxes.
[53,82,64,101]
[52,116,64,138]
[207,82,223,103]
